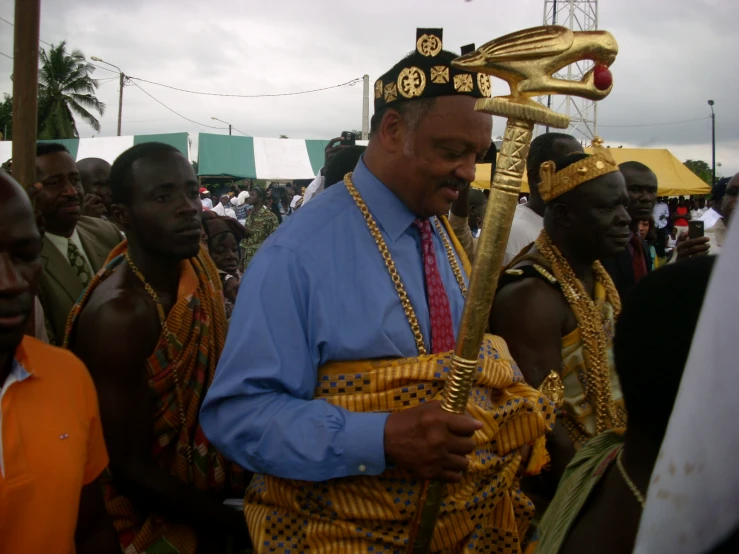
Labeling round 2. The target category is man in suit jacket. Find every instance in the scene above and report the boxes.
[35,143,121,344]
[601,161,658,301]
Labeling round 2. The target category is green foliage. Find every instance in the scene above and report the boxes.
[0,94,11,140]
[38,41,105,139]
[684,159,713,185]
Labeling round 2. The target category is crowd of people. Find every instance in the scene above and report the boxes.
[0,26,737,554]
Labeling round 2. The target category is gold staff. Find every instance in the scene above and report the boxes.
[406,25,618,553]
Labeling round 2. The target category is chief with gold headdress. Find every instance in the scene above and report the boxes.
[491,140,630,509]
[201,28,556,553]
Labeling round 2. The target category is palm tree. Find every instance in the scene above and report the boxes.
[38,42,105,139]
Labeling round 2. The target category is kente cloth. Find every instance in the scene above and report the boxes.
[244,335,557,553]
[559,281,627,450]
[528,431,624,554]
[63,240,246,554]
[414,218,456,353]
[240,206,280,271]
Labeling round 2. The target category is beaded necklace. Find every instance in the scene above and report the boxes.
[344,172,467,356]
[123,252,194,474]
[535,230,621,434]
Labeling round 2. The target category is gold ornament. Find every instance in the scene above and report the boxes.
[416,33,442,57]
[384,82,398,103]
[538,137,619,202]
[411,25,620,552]
[617,449,646,507]
[375,80,383,99]
[453,73,474,93]
[538,370,565,409]
[398,67,426,99]
[430,66,449,84]
[343,172,466,356]
[535,230,622,434]
[477,73,492,97]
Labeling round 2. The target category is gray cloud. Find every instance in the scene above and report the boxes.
[1,0,737,175]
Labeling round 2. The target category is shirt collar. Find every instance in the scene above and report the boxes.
[2,358,33,390]
[351,158,418,242]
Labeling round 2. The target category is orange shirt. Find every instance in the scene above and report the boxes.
[0,336,109,554]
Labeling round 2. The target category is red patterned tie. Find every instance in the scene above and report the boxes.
[413,218,456,353]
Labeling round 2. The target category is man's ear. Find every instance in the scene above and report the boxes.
[551,201,573,230]
[376,109,407,155]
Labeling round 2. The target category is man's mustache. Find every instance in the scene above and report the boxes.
[440,178,469,191]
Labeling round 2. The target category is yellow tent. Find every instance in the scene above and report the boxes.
[473,148,711,197]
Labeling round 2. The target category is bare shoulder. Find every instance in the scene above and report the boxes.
[493,273,565,321]
[73,272,159,378]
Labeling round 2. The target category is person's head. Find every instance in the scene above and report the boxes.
[619,161,658,224]
[678,195,686,206]
[637,219,650,240]
[671,226,678,238]
[199,187,211,200]
[367,31,493,219]
[526,133,584,197]
[76,157,112,209]
[468,189,487,231]
[615,255,714,442]
[203,215,246,276]
[0,171,43,354]
[247,186,266,207]
[219,194,229,206]
[722,173,738,225]
[35,142,83,237]
[110,142,202,260]
[325,145,367,189]
[542,152,631,261]
[285,185,296,204]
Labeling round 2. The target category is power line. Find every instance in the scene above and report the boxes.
[0,52,12,60]
[598,116,711,128]
[128,79,229,131]
[0,15,52,47]
[127,75,363,98]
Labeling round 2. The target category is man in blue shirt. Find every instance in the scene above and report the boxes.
[201,29,555,552]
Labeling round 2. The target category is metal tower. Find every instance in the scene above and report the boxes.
[540,0,600,142]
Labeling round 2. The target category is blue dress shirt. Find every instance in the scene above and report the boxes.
[200,159,468,481]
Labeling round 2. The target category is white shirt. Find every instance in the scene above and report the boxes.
[201,198,213,209]
[213,203,237,219]
[301,171,324,205]
[503,204,544,266]
[45,228,93,270]
[698,207,723,230]
[653,202,670,229]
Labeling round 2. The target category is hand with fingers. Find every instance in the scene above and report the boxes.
[82,193,107,218]
[675,231,710,260]
[384,400,482,483]
[323,137,349,175]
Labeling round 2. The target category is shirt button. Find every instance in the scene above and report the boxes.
[358,464,367,473]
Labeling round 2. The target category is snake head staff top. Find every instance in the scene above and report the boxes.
[452,25,618,103]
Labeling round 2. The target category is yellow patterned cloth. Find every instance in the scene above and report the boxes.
[244,335,557,553]
[559,281,627,450]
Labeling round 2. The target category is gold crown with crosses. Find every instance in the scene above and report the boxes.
[538,137,620,202]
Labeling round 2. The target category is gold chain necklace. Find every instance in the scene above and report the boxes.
[535,230,621,434]
[123,252,194,472]
[344,172,467,356]
[616,448,645,507]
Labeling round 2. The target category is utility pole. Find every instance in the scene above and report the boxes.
[12,0,40,188]
[362,74,370,140]
[117,71,125,136]
[92,56,125,135]
[229,124,232,136]
[708,100,716,185]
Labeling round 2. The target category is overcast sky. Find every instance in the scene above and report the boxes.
[1,0,737,176]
